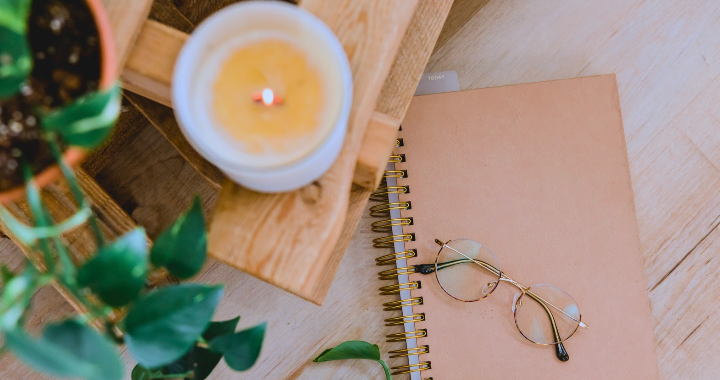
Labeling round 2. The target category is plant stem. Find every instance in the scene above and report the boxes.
[378,359,392,380]
[87,214,105,248]
[47,136,105,248]
[197,336,210,349]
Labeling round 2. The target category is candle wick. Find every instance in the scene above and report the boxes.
[252,88,283,106]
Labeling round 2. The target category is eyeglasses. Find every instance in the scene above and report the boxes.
[415,239,588,361]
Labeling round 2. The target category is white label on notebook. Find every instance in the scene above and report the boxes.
[414,71,460,95]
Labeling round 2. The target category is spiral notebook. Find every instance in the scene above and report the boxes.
[371,74,659,379]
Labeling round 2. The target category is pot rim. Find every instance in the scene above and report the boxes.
[0,0,117,205]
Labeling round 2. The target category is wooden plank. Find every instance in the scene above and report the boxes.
[208,0,418,303]
[124,92,225,188]
[100,0,154,67]
[121,21,187,107]
[353,112,399,189]
[82,96,147,176]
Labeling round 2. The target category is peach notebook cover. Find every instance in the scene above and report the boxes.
[393,75,659,379]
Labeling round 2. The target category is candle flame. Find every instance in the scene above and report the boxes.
[261,88,274,106]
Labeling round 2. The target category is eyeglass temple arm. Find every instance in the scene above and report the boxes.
[415,239,571,361]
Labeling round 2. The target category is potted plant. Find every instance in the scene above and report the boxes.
[0,0,119,204]
[0,1,266,379]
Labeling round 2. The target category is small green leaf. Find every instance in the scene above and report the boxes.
[5,329,94,379]
[151,196,207,279]
[208,322,266,371]
[203,317,240,341]
[0,0,32,34]
[313,341,391,380]
[131,365,162,380]
[313,340,381,362]
[194,347,221,380]
[0,264,39,330]
[192,317,241,380]
[40,84,121,148]
[77,228,148,307]
[124,284,223,369]
[42,320,124,380]
[161,348,194,377]
[0,26,32,98]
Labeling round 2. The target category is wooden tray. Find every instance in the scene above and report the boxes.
[5,0,453,305]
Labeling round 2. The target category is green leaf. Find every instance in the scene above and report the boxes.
[42,320,123,380]
[40,84,121,148]
[208,322,266,372]
[77,228,148,307]
[124,283,224,369]
[5,322,123,380]
[313,341,391,380]
[192,317,241,380]
[161,348,195,377]
[313,340,381,362]
[203,317,240,341]
[0,264,40,330]
[0,0,32,34]
[193,347,221,380]
[131,365,162,380]
[150,196,207,279]
[5,329,94,378]
[0,26,32,98]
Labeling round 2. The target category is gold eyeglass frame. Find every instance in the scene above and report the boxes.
[415,238,588,362]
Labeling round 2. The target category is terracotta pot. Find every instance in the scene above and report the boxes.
[0,0,117,204]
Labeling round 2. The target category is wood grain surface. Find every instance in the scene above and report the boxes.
[5,0,716,379]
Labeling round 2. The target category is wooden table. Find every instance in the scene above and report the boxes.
[2,0,719,378]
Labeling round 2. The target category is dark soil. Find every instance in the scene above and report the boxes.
[0,0,101,192]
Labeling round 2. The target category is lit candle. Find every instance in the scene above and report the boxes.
[173,2,352,192]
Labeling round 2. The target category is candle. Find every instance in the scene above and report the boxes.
[173,2,352,192]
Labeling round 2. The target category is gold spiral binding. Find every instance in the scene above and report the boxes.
[383,297,423,311]
[379,282,420,295]
[389,345,429,358]
[391,362,431,375]
[388,154,405,163]
[371,218,412,233]
[370,186,409,202]
[375,249,417,266]
[387,329,427,342]
[378,266,417,280]
[385,313,425,326]
[373,234,414,248]
[369,202,410,217]
[383,170,407,178]
[371,141,430,378]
